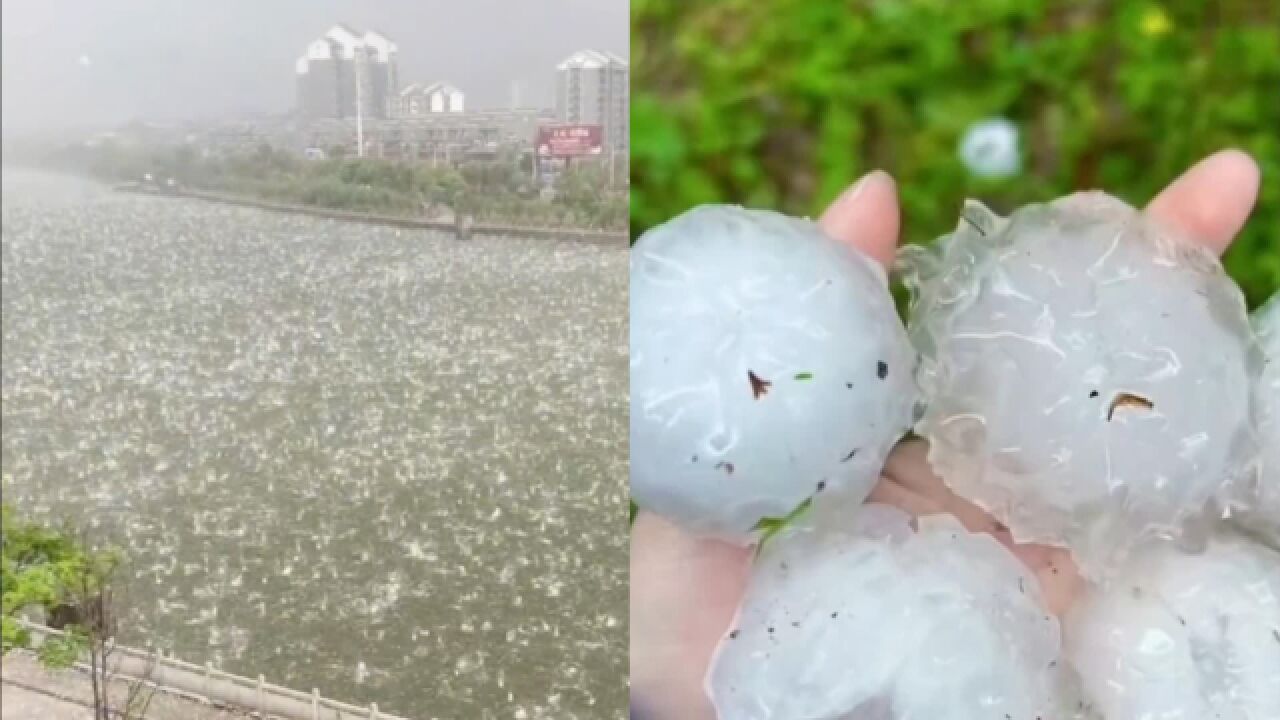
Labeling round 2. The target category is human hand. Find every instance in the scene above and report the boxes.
[629,150,1261,720]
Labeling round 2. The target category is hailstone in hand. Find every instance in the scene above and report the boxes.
[630,205,916,540]
[707,499,1067,720]
[1064,533,1280,720]
[1238,293,1280,547]
[900,192,1260,578]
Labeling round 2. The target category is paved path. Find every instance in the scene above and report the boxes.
[2,680,88,720]
[1,652,249,720]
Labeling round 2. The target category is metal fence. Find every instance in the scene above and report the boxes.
[17,620,411,720]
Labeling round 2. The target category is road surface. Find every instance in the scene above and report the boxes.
[2,652,247,719]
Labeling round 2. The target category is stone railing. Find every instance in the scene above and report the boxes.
[17,620,411,720]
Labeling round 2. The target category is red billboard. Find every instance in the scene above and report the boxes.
[536,124,604,157]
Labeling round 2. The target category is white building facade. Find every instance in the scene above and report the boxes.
[554,50,628,152]
[295,25,399,120]
[393,82,465,117]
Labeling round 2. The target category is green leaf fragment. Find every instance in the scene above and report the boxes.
[752,496,815,557]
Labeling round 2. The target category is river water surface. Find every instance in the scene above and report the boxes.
[0,170,628,718]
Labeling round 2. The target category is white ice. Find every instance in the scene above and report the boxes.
[630,205,917,541]
[707,498,1067,720]
[1239,293,1280,547]
[1065,533,1280,720]
[899,192,1260,579]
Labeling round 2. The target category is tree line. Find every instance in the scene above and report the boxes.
[39,140,628,232]
[3,502,154,719]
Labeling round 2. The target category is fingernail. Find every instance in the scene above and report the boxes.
[821,170,891,229]
[824,170,891,221]
[842,169,890,204]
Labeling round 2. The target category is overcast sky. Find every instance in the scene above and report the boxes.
[1,0,628,134]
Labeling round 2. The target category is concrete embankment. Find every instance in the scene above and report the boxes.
[123,185,629,246]
[5,622,411,720]
[2,651,247,720]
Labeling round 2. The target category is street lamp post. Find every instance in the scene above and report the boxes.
[355,51,365,158]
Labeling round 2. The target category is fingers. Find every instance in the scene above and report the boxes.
[819,170,901,269]
[882,438,945,495]
[820,151,1258,263]
[998,533,1086,617]
[882,440,1003,533]
[869,472,1083,615]
[1144,148,1261,256]
[1034,557,1084,617]
[865,476,946,518]
[630,512,752,720]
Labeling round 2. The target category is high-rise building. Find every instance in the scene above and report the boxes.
[360,30,397,119]
[554,50,628,152]
[295,25,398,121]
[296,38,337,120]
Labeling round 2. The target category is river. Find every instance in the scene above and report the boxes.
[0,170,628,719]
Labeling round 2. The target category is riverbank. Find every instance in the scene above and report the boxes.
[119,184,629,244]
[33,141,628,236]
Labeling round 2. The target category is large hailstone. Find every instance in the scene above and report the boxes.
[707,499,1067,720]
[1065,534,1280,719]
[1239,294,1280,547]
[900,192,1260,578]
[708,501,1068,719]
[630,205,916,540]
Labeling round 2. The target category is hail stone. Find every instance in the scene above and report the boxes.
[1065,533,1280,720]
[631,205,916,541]
[899,192,1260,578]
[707,499,1067,719]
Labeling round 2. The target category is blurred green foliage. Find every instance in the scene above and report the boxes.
[1,503,113,665]
[632,0,1279,308]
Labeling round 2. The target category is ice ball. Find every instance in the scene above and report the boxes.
[1064,534,1280,720]
[630,205,917,540]
[899,192,1260,578]
[1239,293,1280,547]
[707,499,1066,720]
[958,117,1021,179]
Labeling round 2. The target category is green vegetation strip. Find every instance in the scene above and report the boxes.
[40,141,628,234]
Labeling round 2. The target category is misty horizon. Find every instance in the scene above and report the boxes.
[1,0,628,135]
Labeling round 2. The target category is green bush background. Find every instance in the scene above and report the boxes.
[631,0,1279,308]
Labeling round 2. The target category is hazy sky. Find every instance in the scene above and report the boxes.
[1,0,628,134]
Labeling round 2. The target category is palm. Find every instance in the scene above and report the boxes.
[630,150,1261,720]
[873,439,1083,615]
